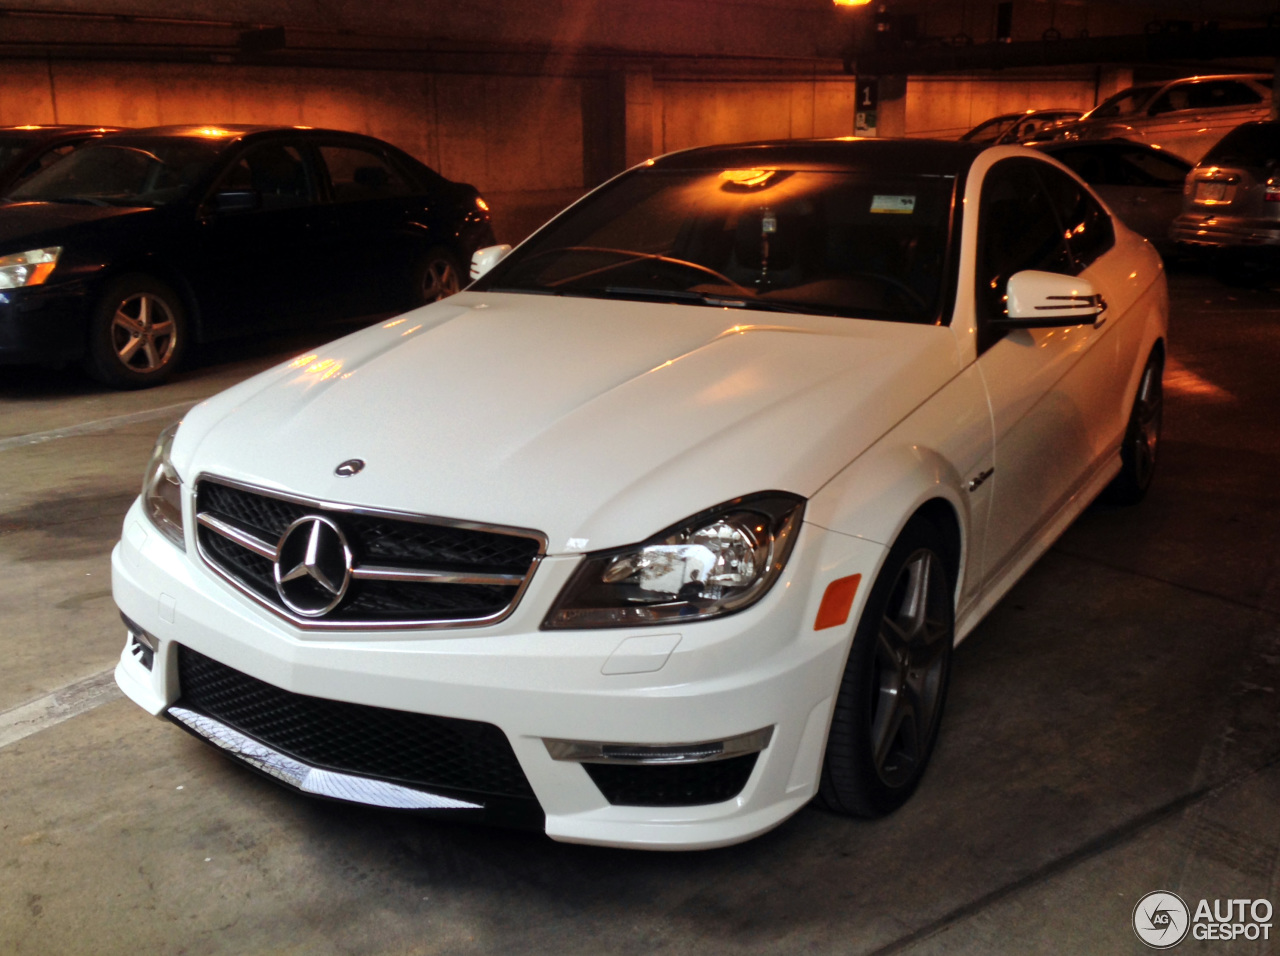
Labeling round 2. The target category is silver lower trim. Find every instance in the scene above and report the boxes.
[543,726,774,765]
[168,706,482,811]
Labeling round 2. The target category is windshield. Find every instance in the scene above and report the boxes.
[475,167,957,324]
[961,116,1019,144]
[1088,86,1162,120]
[8,138,224,207]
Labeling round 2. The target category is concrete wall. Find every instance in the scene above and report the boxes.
[905,70,1133,139]
[657,78,857,153]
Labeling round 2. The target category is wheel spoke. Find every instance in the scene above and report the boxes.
[117,333,143,362]
[113,311,145,335]
[871,682,907,770]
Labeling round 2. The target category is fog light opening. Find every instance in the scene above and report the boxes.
[544,726,773,765]
[122,613,156,671]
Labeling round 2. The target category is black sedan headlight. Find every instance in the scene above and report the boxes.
[543,493,804,629]
[141,422,185,550]
[0,246,61,289]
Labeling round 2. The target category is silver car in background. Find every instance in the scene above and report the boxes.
[1171,121,1280,282]
[1061,74,1272,163]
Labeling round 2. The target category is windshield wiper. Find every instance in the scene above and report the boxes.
[598,286,754,307]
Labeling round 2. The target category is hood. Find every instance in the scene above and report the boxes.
[175,292,964,554]
[0,201,146,251]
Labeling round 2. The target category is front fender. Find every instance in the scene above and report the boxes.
[805,362,993,610]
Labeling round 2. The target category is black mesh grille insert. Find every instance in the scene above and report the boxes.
[195,479,542,625]
[583,755,759,806]
[176,645,536,801]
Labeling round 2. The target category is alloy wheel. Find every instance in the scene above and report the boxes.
[110,292,178,372]
[422,257,461,302]
[1130,363,1163,490]
[870,548,951,788]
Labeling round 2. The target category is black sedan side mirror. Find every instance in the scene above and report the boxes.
[989,269,1106,329]
[213,189,262,213]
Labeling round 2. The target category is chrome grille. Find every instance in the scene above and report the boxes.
[194,477,544,629]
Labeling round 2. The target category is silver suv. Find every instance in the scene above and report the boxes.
[1062,74,1273,163]
[1170,121,1280,280]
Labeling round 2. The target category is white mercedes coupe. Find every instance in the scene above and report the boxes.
[112,139,1167,849]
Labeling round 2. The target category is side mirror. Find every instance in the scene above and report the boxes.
[213,189,261,213]
[470,244,512,280]
[993,270,1105,329]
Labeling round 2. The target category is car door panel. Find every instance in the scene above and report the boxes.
[972,158,1125,586]
[181,141,328,337]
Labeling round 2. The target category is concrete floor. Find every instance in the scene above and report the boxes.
[1,269,1278,955]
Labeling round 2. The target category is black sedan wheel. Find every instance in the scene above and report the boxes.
[818,518,954,817]
[85,275,187,389]
[417,248,463,304]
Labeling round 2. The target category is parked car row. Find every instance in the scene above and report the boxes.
[0,124,494,387]
[965,76,1277,277]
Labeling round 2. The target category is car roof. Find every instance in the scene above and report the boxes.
[111,125,391,142]
[0,124,124,139]
[651,137,987,176]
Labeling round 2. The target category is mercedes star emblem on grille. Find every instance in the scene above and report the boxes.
[335,458,365,477]
[273,515,353,617]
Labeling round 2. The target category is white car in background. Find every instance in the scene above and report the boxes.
[112,139,1168,849]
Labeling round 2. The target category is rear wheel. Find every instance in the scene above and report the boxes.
[818,519,954,817]
[84,275,187,389]
[1106,349,1163,505]
[415,247,463,304]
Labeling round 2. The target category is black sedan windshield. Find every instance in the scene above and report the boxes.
[9,137,224,207]
[475,166,956,323]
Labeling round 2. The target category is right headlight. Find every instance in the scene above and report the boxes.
[542,493,804,629]
[0,246,61,290]
[141,421,185,551]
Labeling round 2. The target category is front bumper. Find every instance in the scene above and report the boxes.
[112,497,887,849]
[0,280,92,365]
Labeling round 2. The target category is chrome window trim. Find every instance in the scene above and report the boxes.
[193,472,547,631]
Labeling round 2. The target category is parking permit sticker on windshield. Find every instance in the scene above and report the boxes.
[870,195,916,214]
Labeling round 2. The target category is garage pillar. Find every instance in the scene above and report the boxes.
[877,74,908,138]
[583,66,657,186]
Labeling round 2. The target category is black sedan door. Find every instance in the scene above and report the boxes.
[184,140,330,337]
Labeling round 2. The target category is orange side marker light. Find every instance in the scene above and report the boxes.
[814,574,861,631]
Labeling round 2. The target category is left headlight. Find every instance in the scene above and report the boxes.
[141,421,185,551]
[0,246,61,290]
[543,493,804,630]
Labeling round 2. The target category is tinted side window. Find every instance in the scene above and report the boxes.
[1117,147,1190,187]
[1189,81,1263,110]
[1038,163,1114,270]
[1051,146,1123,186]
[977,159,1074,322]
[220,144,315,210]
[320,145,414,202]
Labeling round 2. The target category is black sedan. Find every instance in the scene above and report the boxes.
[0,125,495,387]
[0,125,123,194]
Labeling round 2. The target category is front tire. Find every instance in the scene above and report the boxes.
[818,519,954,817]
[84,275,187,389]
